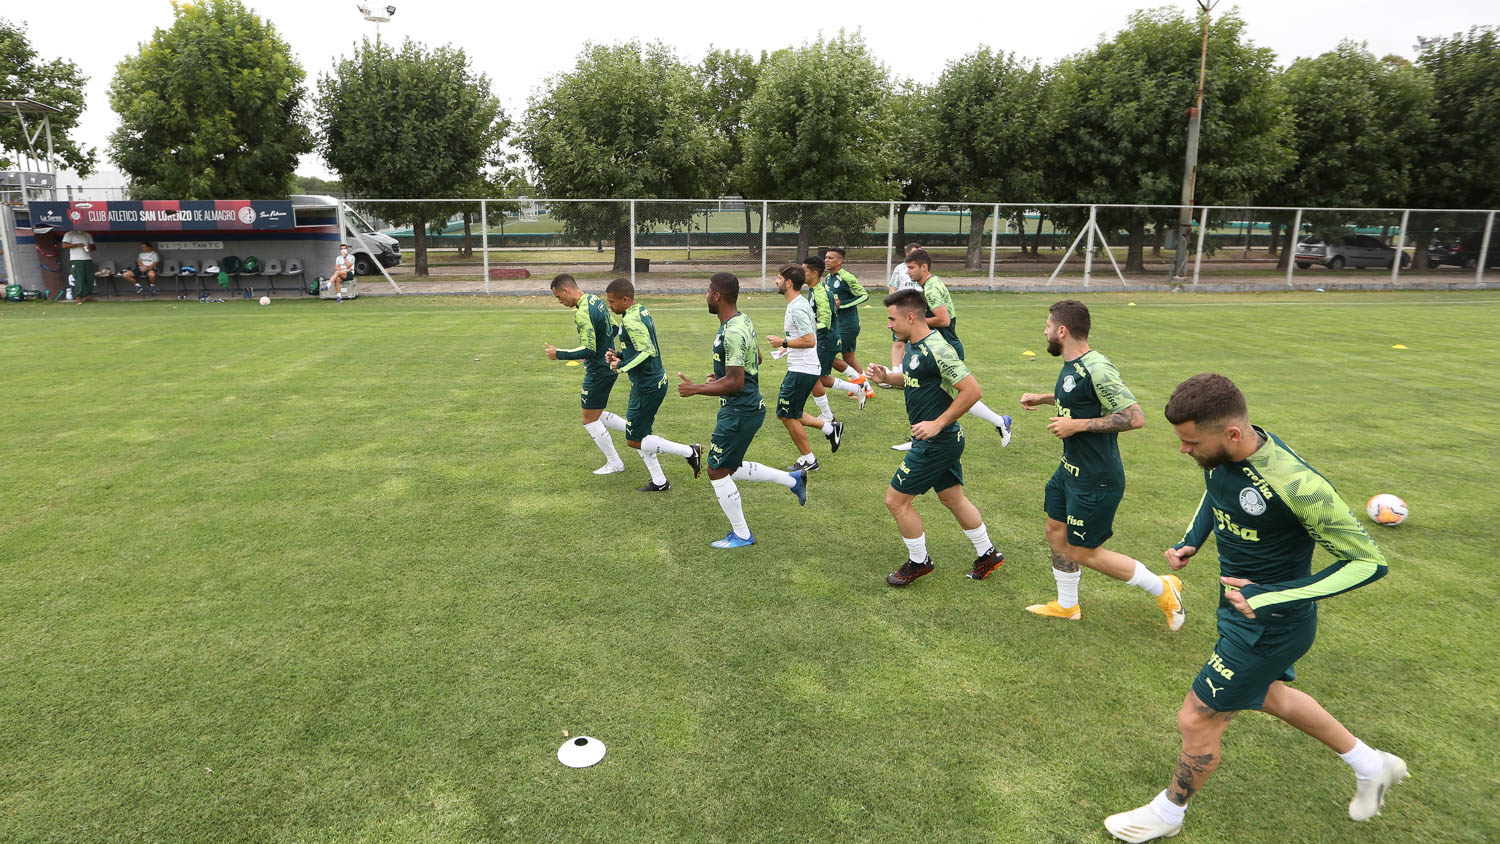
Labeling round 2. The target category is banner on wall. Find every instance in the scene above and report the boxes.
[27,200,295,231]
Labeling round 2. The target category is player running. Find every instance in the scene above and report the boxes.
[543,274,627,474]
[865,289,1004,586]
[802,255,871,417]
[678,273,808,549]
[600,278,703,491]
[824,247,873,400]
[1018,300,1183,628]
[891,248,1012,452]
[1104,373,1403,842]
[766,264,843,473]
[884,242,923,385]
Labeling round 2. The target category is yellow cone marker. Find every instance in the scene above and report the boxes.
[1391,344,1407,350]
[1022,350,1036,357]
[1128,302,1136,306]
[565,359,581,366]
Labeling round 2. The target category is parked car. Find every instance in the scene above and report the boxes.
[1294,234,1410,270]
[1428,236,1500,270]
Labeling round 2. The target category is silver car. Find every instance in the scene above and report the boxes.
[1295,234,1410,270]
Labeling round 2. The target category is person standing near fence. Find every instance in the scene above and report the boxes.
[824,247,872,400]
[544,274,627,475]
[59,228,95,302]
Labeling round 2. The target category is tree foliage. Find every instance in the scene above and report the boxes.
[699,47,765,251]
[317,37,509,276]
[0,18,94,175]
[521,41,720,272]
[107,0,310,199]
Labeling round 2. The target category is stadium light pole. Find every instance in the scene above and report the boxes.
[356,4,396,43]
[1170,0,1217,283]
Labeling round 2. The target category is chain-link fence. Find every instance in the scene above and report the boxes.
[336,198,1498,296]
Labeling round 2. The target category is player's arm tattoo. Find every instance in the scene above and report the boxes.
[1082,403,1144,433]
[1050,550,1079,574]
[1168,751,1220,805]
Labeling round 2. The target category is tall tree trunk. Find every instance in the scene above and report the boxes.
[1032,211,1044,256]
[1276,222,1293,271]
[413,217,429,277]
[744,206,755,254]
[1013,211,1028,257]
[612,222,631,274]
[1152,225,1164,258]
[1268,220,1281,257]
[895,203,909,258]
[1411,226,1434,271]
[1379,223,1391,246]
[796,205,814,260]
[1126,218,1147,275]
[964,207,990,270]
[462,211,473,258]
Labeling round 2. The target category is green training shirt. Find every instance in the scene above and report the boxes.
[804,279,841,351]
[900,330,972,440]
[1176,427,1388,628]
[554,293,616,373]
[614,303,665,386]
[713,312,764,414]
[1053,350,1138,487]
[921,275,960,349]
[829,268,868,310]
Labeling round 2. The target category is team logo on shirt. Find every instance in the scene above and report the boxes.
[1238,487,1267,516]
[714,336,722,348]
[909,355,919,369]
[1062,375,1077,393]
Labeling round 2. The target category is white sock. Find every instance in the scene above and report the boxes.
[890,365,902,374]
[813,395,833,420]
[967,400,1005,426]
[962,524,993,556]
[1150,789,1186,824]
[1054,568,1081,608]
[821,424,837,439]
[598,411,627,432]
[830,378,864,393]
[797,452,817,465]
[711,476,750,539]
[732,462,796,488]
[584,420,621,466]
[640,450,667,485]
[1340,739,1385,780]
[641,434,693,458]
[1127,560,1165,596]
[902,533,928,563]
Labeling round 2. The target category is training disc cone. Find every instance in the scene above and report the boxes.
[565,360,581,366]
[558,736,606,768]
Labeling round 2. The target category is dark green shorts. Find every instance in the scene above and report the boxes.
[1044,465,1123,549]
[816,336,841,375]
[776,371,820,420]
[1192,617,1317,712]
[709,409,765,472]
[625,377,668,440]
[837,309,860,352]
[580,367,618,410]
[890,430,964,495]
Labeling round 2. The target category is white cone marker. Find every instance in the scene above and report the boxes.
[557,736,606,768]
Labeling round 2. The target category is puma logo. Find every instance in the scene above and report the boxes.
[1205,678,1222,697]
[1071,530,1086,541]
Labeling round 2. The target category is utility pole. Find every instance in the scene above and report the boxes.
[1170,0,1217,283]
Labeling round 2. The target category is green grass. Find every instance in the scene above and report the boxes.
[2,291,1497,842]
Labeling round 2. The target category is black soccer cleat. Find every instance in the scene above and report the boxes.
[637,480,671,492]
[966,548,1005,580]
[786,458,820,473]
[686,443,703,479]
[887,557,934,587]
[826,419,844,453]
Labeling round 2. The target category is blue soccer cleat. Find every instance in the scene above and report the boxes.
[710,530,756,549]
[998,415,1013,447]
[789,468,808,506]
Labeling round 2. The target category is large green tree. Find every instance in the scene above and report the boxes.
[700,47,764,253]
[887,80,943,262]
[929,50,1051,269]
[521,42,721,273]
[741,32,898,258]
[0,18,94,176]
[317,38,509,276]
[107,0,310,199]
[1049,8,1292,273]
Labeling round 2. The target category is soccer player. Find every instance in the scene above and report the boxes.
[885,242,923,381]
[1017,300,1183,628]
[864,289,1004,586]
[766,264,843,472]
[824,247,873,399]
[543,274,628,475]
[1103,373,1403,843]
[891,248,1012,451]
[601,278,703,491]
[802,255,870,418]
[678,273,808,549]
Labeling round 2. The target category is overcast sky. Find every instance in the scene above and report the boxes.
[13,0,1497,187]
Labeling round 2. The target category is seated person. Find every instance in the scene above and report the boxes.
[122,241,162,295]
[330,243,354,301]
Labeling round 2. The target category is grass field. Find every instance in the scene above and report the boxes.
[3,291,1497,842]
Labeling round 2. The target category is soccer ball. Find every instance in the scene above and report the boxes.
[259,296,271,306]
[1365,494,1408,526]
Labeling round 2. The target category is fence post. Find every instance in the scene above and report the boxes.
[1083,205,1097,287]
[481,199,489,295]
[761,201,769,290]
[1477,210,1495,288]
[1390,208,1409,283]
[1285,208,1303,288]
[885,201,896,284]
[988,203,1000,284]
[629,199,637,288]
[1191,205,1208,287]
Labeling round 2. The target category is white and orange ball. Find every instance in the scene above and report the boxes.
[1366,494,1408,526]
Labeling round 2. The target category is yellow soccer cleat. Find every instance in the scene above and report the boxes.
[1025,600,1081,620]
[1157,575,1185,631]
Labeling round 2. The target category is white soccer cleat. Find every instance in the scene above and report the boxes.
[592,461,625,475]
[891,440,912,451]
[1349,752,1408,821]
[1104,803,1182,842]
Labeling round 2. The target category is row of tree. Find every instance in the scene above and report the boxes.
[3,3,1497,275]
